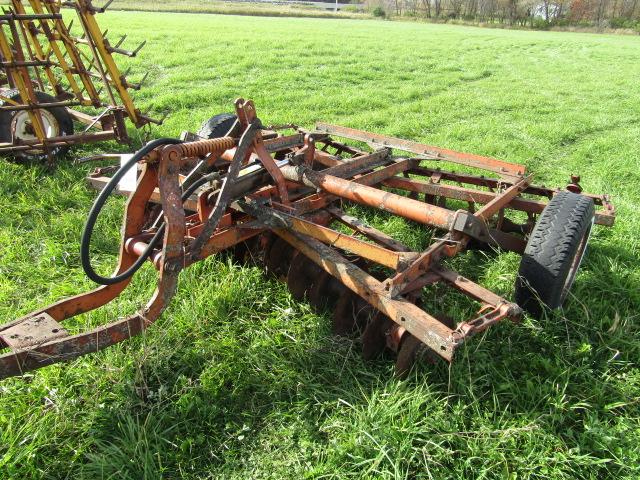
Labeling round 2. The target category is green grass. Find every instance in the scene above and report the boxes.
[1,12,640,479]
[106,0,369,19]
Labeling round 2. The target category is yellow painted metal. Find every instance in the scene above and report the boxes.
[74,3,142,125]
[29,0,100,104]
[0,20,48,140]
[0,95,21,107]
[21,0,85,102]
[10,0,61,95]
[0,0,151,156]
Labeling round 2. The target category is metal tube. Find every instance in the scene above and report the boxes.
[124,236,162,269]
[0,100,82,111]
[0,130,117,150]
[280,165,455,230]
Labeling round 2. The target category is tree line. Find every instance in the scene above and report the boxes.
[365,0,640,29]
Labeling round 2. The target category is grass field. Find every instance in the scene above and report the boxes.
[1,12,640,479]
[106,0,368,19]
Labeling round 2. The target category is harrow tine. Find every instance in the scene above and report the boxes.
[158,111,170,125]
[114,34,126,49]
[97,0,116,13]
[116,40,146,58]
[133,40,147,56]
[127,71,149,91]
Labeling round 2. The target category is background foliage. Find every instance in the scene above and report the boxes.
[0,12,639,479]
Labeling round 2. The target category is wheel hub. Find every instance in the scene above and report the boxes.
[11,109,60,155]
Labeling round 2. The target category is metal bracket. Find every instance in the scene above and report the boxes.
[451,210,527,253]
[233,199,291,229]
[452,210,490,241]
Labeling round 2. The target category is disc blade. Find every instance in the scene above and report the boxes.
[395,334,423,378]
[332,292,359,336]
[264,237,295,280]
[361,312,393,360]
[287,251,322,301]
[308,272,346,312]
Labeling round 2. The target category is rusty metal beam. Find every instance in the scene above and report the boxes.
[325,206,413,253]
[274,229,459,361]
[474,175,533,221]
[236,201,417,270]
[316,123,526,179]
[383,175,614,227]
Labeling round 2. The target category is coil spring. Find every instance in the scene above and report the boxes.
[178,136,236,158]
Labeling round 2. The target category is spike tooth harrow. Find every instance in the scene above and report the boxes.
[0,0,153,163]
[0,99,616,380]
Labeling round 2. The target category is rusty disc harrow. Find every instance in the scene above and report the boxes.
[0,98,616,380]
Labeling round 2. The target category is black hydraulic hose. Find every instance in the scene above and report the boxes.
[150,157,213,230]
[181,171,219,200]
[80,138,182,285]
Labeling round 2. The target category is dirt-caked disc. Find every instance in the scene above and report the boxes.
[287,252,322,301]
[361,312,394,360]
[332,293,375,336]
[332,292,358,336]
[395,334,424,378]
[308,271,347,311]
[264,237,296,280]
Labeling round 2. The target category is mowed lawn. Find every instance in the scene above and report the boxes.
[1,12,640,479]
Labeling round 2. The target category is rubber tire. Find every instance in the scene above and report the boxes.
[515,191,595,318]
[0,89,74,161]
[197,113,238,139]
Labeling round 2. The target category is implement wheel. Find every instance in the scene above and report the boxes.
[197,113,238,139]
[0,90,74,161]
[515,191,595,318]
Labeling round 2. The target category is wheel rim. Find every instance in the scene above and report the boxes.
[11,109,60,155]
[561,217,594,303]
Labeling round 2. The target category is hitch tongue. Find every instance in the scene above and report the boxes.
[0,313,68,350]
